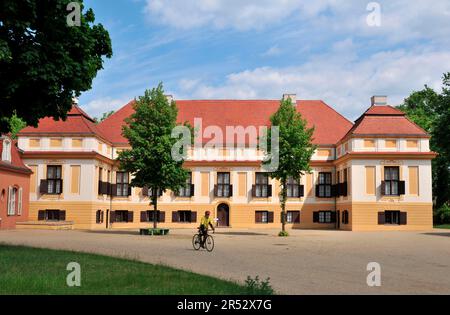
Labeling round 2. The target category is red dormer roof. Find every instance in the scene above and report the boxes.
[98,99,354,146]
[341,105,428,141]
[18,105,110,143]
[0,136,32,174]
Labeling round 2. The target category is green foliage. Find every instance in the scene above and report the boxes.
[278,231,289,237]
[434,203,450,225]
[117,84,193,228]
[0,0,112,133]
[94,111,115,124]
[245,276,274,295]
[1,113,26,138]
[262,98,316,232]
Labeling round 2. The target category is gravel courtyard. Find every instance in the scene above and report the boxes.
[1,228,449,294]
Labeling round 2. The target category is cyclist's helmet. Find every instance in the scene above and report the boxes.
[205,211,211,216]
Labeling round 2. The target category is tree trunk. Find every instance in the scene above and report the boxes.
[280,178,287,233]
[152,194,158,229]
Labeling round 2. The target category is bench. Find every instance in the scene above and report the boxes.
[140,228,170,236]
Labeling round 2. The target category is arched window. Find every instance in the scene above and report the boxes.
[2,138,12,162]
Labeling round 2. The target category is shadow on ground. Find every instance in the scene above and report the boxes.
[86,230,140,236]
[216,232,268,236]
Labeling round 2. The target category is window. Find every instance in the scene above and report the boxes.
[384,167,399,196]
[286,211,301,224]
[7,187,17,216]
[255,211,270,224]
[114,210,131,223]
[141,210,165,223]
[314,211,335,223]
[342,210,349,224]
[47,166,62,194]
[178,172,193,197]
[178,211,193,223]
[317,173,332,198]
[38,210,66,222]
[2,139,11,162]
[385,211,400,225]
[286,177,301,198]
[17,188,22,215]
[116,172,129,197]
[254,173,270,198]
[96,210,104,224]
[216,172,231,197]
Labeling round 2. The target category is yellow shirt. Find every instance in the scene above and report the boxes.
[200,216,213,228]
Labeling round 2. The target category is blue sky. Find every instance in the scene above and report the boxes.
[80,0,450,120]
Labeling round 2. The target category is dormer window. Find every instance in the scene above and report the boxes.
[2,138,12,162]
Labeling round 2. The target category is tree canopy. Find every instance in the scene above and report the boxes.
[0,0,112,133]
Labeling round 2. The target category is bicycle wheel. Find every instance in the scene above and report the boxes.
[205,235,215,252]
[192,234,201,251]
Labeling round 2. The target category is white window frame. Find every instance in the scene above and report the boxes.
[2,139,12,162]
[18,187,23,216]
[7,186,16,216]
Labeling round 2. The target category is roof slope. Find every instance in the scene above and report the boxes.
[18,105,109,142]
[343,105,428,138]
[98,100,354,146]
[0,137,31,173]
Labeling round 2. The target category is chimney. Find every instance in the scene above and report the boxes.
[165,95,174,105]
[371,95,387,106]
[283,94,297,105]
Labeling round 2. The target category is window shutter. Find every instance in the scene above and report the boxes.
[252,185,256,197]
[313,211,319,223]
[315,185,320,197]
[380,181,386,196]
[214,185,218,197]
[268,212,274,223]
[398,181,406,195]
[40,180,48,194]
[18,188,23,215]
[57,179,63,194]
[159,211,166,223]
[191,211,197,223]
[294,211,301,223]
[268,185,273,197]
[172,211,179,223]
[400,212,408,225]
[255,212,262,223]
[96,210,101,223]
[110,211,116,223]
[38,210,45,221]
[111,184,117,196]
[140,211,148,222]
[299,185,305,198]
[331,211,337,223]
[378,212,385,225]
[331,185,338,197]
[127,186,132,196]
[101,211,104,223]
[190,184,195,197]
[229,185,233,197]
[342,183,348,197]
[127,211,134,223]
[59,210,66,221]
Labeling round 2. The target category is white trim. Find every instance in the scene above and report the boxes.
[2,138,12,162]
[18,187,23,216]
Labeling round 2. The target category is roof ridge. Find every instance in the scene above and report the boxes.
[317,100,354,125]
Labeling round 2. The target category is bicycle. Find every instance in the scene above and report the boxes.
[192,228,215,252]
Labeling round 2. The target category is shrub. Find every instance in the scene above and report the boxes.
[278,231,289,237]
[435,203,450,225]
[245,276,274,295]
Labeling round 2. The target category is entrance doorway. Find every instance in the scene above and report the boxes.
[217,203,230,227]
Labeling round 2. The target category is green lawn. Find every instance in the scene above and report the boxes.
[434,224,450,229]
[0,245,272,295]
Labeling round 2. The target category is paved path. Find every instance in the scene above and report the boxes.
[1,228,450,294]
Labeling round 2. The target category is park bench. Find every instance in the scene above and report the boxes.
[140,228,170,236]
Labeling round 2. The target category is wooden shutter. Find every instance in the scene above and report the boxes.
[127,186,132,196]
[96,210,101,223]
[101,211,104,223]
[378,212,385,225]
[172,211,179,223]
[229,185,233,197]
[268,185,273,197]
[400,212,408,225]
[213,185,218,197]
[255,211,262,223]
[59,210,66,221]
[110,211,116,223]
[191,211,197,223]
[294,211,301,223]
[315,185,320,197]
[38,210,45,221]
[299,185,305,198]
[111,184,117,196]
[190,184,195,197]
[159,211,166,223]
[398,181,406,195]
[380,181,386,196]
[127,211,134,223]
[331,211,337,223]
[331,185,337,197]
[313,212,319,223]
[268,211,274,223]
[40,180,48,194]
[140,211,148,222]
[251,185,256,197]
[342,183,348,197]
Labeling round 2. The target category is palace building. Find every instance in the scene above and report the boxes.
[15,95,436,231]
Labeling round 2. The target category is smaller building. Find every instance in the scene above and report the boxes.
[0,135,32,229]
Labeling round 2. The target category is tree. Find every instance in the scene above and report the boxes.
[262,97,316,235]
[0,0,112,133]
[117,84,192,229]
[94,111,115,124]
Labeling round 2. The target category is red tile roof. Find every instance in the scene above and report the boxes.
[18,105,110,143]
[0,136,32,174]
[98,100,354,146]
[343,105,428,139]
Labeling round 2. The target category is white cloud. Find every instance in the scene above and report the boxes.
[177,48,450,120]
[261,45,282,57]
[81,97,130,119]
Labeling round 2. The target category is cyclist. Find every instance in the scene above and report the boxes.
[199,211,215,247]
